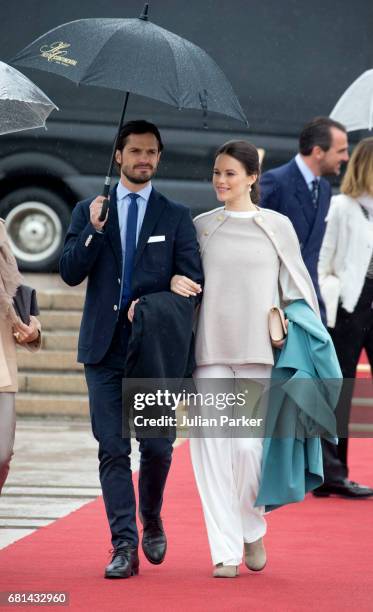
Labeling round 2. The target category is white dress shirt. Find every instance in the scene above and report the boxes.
[116,181,152,249]
[295,153,320,192]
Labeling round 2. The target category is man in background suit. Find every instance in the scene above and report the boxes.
[260,116,348,323]
[260,117,373,498]
[60,120,203,578]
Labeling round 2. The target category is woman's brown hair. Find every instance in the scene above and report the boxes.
[215,140,260,204]
[341,137,373,198]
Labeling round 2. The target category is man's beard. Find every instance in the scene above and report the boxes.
[319,159,343,177]
[121,166,156,184]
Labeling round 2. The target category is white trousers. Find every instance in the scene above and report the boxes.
[190,364,271,566]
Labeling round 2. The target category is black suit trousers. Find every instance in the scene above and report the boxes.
[322,277,373,483]
[84,315,175,548]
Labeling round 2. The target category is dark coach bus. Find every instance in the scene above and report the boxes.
[0,0,371,270]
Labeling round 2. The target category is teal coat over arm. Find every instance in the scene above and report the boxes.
[255,299,342,511]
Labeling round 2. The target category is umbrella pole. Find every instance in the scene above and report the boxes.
[99,91,130,221]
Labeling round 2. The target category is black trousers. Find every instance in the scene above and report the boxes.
[322,277,373,483]
[84,313,175,548]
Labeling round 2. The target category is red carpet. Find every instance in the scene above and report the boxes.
[357,350,370,378]
[1,439,373,612]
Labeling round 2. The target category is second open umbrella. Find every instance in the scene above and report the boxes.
[0,60,57,135]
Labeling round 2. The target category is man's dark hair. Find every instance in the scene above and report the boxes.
[299,117,346,156]
[116,120,164,152]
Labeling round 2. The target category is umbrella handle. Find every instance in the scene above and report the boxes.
[98,180,110,221]
[98,91,130,223]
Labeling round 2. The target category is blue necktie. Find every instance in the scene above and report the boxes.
[310,178,319,207]
[121,193,139,308]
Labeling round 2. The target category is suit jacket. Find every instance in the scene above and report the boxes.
[255,299,341,511]
[59,185,203,364]
[123,291,196,438]
[260,159,331,321]
[125,291,196,380]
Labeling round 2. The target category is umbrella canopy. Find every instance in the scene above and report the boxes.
[11,11,247,124]
[330,69,373,132]
[0,61,58,135]
[11,3,247,220]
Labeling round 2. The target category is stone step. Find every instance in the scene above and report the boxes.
[37,290,85,311]
[15,393,89,416]
[18,372,87,394]
[38,310,82,331]
[17,350,83,371]
[3,486,100,498]
[0,496,90,521]
[42,331,78,351]
[0,518,53,528]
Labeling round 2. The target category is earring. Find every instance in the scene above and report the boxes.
[248,184,252,192]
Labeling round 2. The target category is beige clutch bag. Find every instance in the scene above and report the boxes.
[268,306,287,343]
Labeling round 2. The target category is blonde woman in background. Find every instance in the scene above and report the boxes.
[0,219,41,493]
[317,137,373,497]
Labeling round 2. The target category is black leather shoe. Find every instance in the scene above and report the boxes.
[313,479,373,498]
[141,516,167,564]
[105,545,139,579]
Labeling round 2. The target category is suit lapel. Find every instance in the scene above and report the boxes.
[304,178,330,248]
[134,188,166,267]
[106,185,123,274]
[317,179,330,218]
[292,162,315,228]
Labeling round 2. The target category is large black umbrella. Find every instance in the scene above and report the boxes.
[12,3,247,219]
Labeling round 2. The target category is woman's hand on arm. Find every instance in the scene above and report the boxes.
[170,274,202,298]
[127,299,139,323]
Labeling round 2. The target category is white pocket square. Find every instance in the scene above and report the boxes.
[147,235,165,243]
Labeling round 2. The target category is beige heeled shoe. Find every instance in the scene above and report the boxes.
[213,563,239,578]
[244,538,266,571]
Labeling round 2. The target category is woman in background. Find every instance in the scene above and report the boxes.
[0,219,41,493]
[318,137,373,496]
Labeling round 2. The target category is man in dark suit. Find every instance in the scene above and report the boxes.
[260,117,373,498]
[60,120,203,578]
[260,116,349,324]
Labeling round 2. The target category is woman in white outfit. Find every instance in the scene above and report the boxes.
[318,137,373,488]
[171,140,318,578]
